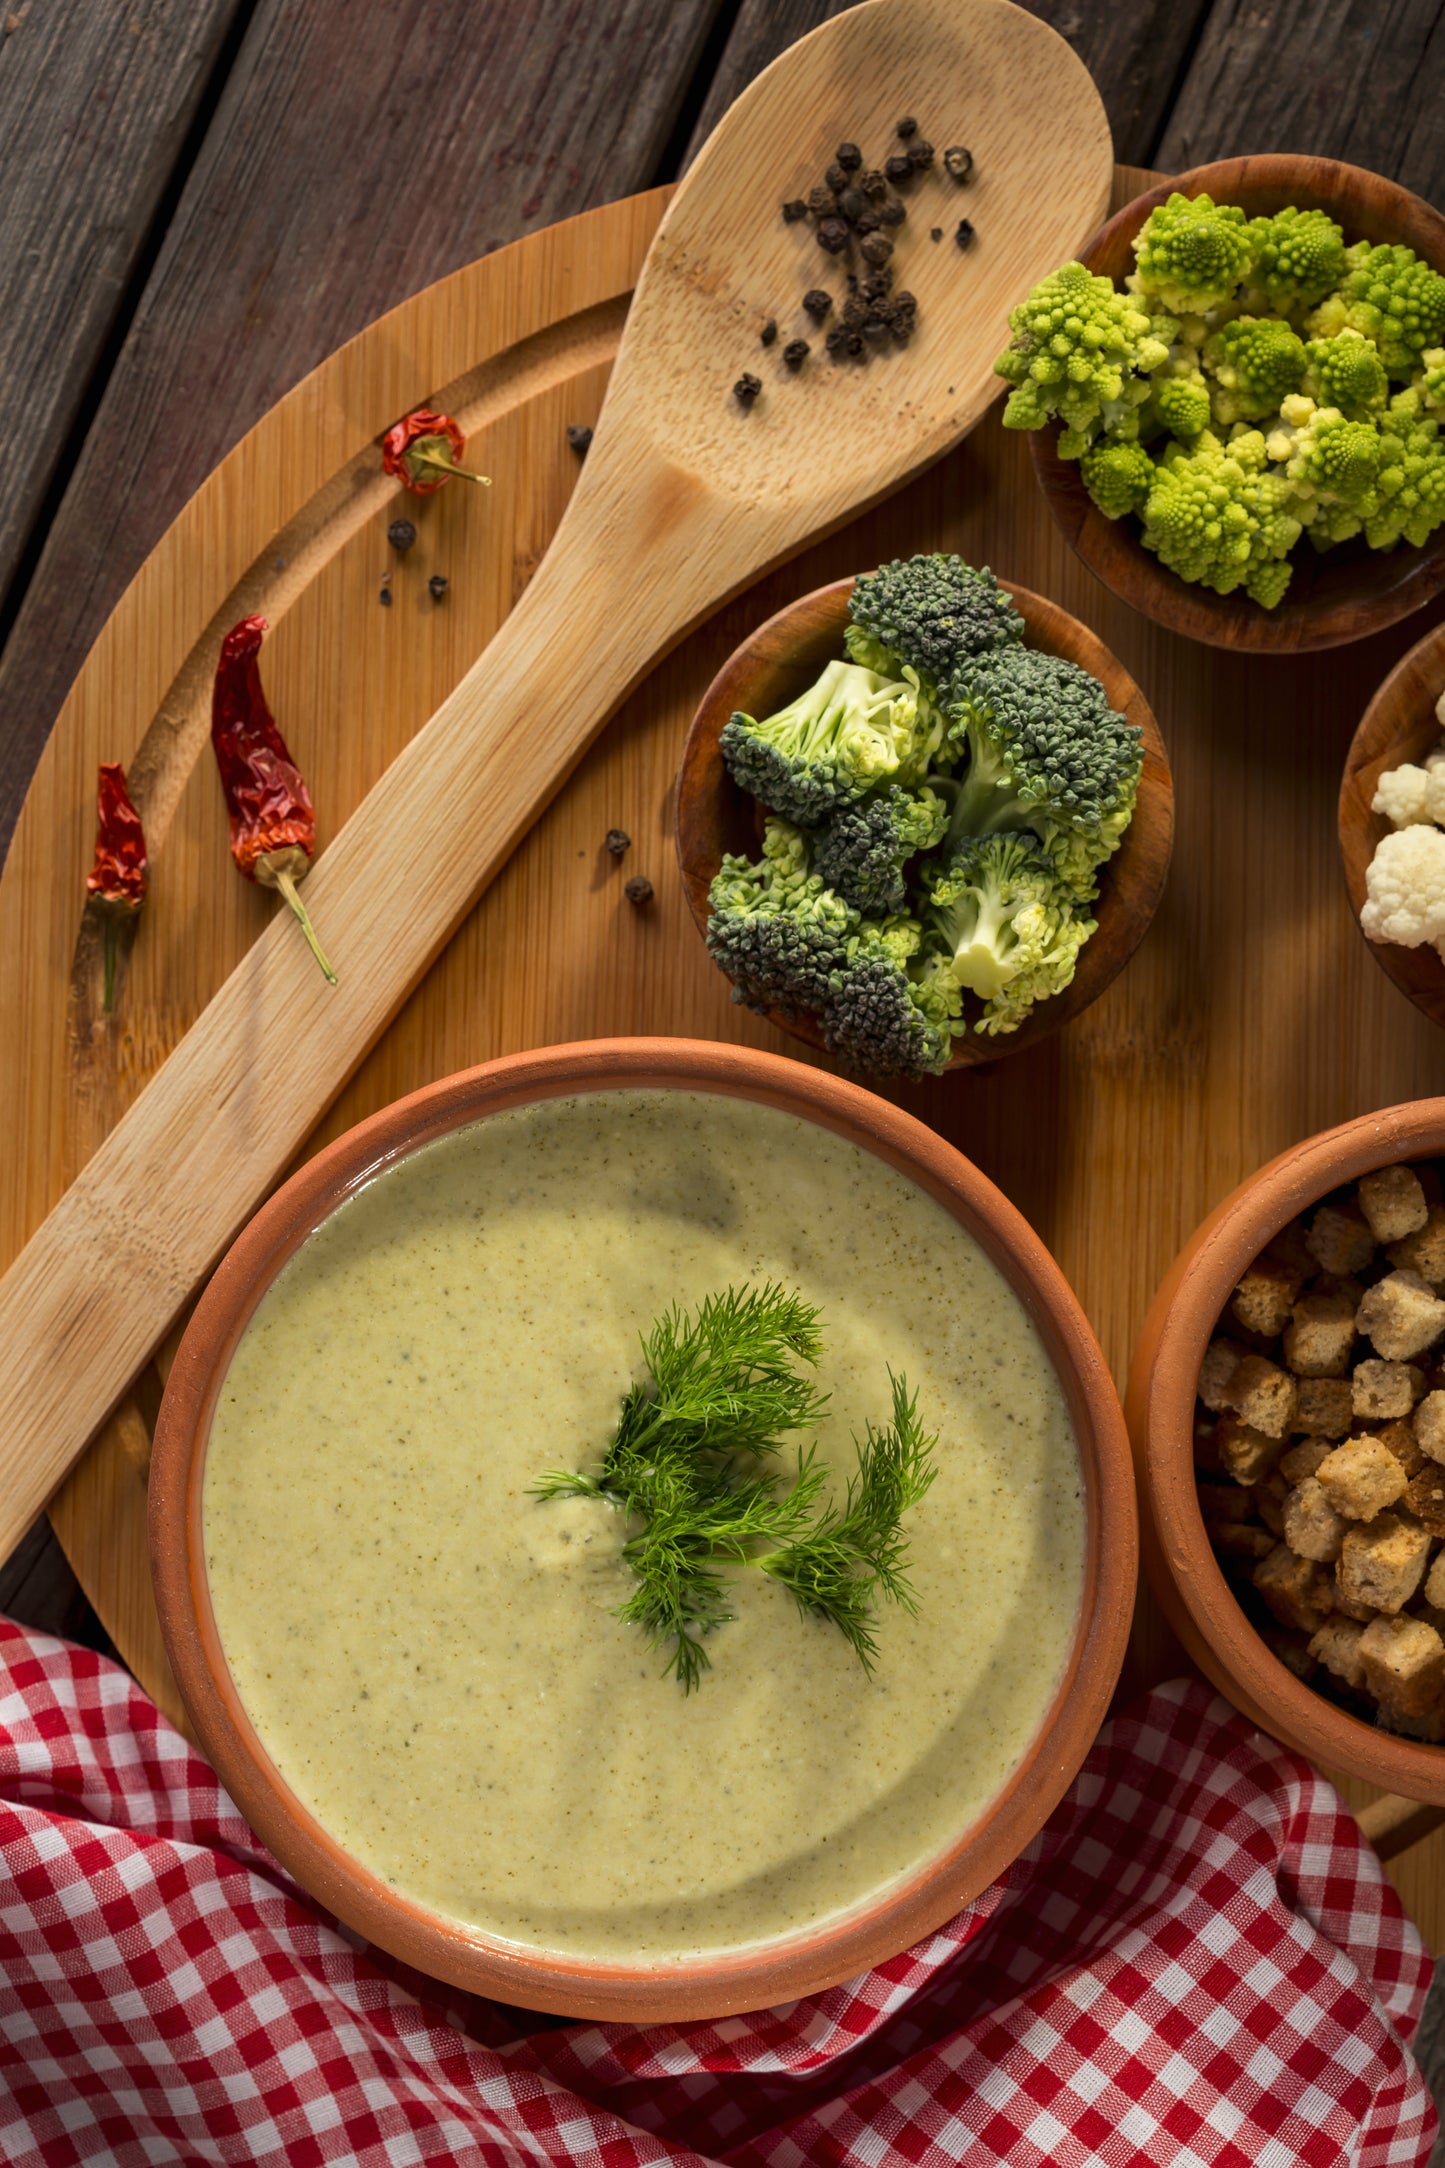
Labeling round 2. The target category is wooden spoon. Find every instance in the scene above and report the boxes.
[0,0,1111,1560]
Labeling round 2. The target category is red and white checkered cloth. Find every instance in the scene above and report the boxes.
[0,1616,1434,2168]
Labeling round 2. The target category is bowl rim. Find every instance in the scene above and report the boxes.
[1126,1097,1445,1800]
[673,573,1174,1072]
[151,1035,1137,2021]
[1030,153,1445,654]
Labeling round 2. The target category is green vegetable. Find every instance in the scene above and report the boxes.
[1145,370,1213,442]
[811,782,948,915]
[1138,427,1302,608]
[532,1283,936,1688]
[1366,387,1445,550]
[916,832,1094,1037]
[1302,329,1389,419]
[994,261,1170,455]
[1265,393,1383,545]
[816,914,956,1080]
[1418,347,1445,420]
[1307,240,1445,377]
[1244,207,1346,313]
[718,657,944,826]
[1080,439,1156,518]
[1203,316,1307,425]
[1128,190,1254,316]
[845,554,1024,683]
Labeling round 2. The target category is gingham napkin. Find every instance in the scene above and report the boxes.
[0,1615,1434,2167]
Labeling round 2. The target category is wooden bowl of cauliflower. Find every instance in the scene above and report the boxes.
[1340,616,1445,1023]
[1023,156,1445,653]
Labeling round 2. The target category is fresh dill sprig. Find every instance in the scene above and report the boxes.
[530,1285,935,1690]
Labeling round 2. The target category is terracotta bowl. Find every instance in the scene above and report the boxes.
[1125,1099,1445,1802]
[151,1036,1137,2021]
[675,577,1173,1070]
[1340,616,1445,1027]
[1031,155,1445,654]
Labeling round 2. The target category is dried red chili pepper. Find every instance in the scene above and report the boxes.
[86,762,147,1013]
[211,616,336,985]
[380,407,490,494]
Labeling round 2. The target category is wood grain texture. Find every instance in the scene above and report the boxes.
[0,0,242,618]
[673,575,1173,1066]
[682,0,1214,169]
[0,0,727,865]
[1158,0,1445,194]
[0,0,1113,1590]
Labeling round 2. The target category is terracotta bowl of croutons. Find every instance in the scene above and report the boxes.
[1126,1100,1445,1801]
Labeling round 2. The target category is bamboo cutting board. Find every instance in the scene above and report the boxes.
[4,172,1445,1947]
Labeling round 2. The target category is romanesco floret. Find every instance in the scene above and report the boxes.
[1307,240,1445,378]
[1243,207,1346,314]
[1366,388,1445,550]
[1080,439,1157,519]
[1418,348,1445,419]
[1145,370,1213,441]
[811,783,948,915]
[845,556,1024,686]
[1139,428,1303,607]
[1203,316,1308,424]
[1360,824,1445,957]
[1264,393,1383,544]
[1302,330,1389,419]
[1373,754,1445,830]
[718,658,944,825]
[1128,192,1254,316]
[994,262,1169,455]
[915,832,1094,1036]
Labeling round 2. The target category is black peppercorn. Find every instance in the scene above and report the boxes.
[893,289,917,315]
[862,316,890,342]
[858,167,887,200]
[837,185,867,225]
[845,332,865,357]
[802,287,832,320]
[734,372,762,406]
[895,115,918,139]
[387,517,417,552]
[884,152,913,184]
[565,424,593,455]
[605,828,631,857]
[782,197,808,222]
[860,233,893,266]
[807,183,836,219]
[860,271,894,302]
[930,226,943,242]
[760,318,778,346]
[824,160,849,194]
[782,338,810,370]
[824,325,849,358]
[428,574,449,600]
[908,138,935,170]
[624,875,653,906]
[954,219,975,249]
[878,197,906,227]
[943,145,974,183]
[854,210,880,236]
[835,141,862,170]
[841,295,867,331]
[816,219,850,254]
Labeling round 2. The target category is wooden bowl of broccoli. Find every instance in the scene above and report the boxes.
[674,559,1173,1079]
[1020,156,1445,653]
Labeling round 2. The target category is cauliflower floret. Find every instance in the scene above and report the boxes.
[1373,761,1445,829]
[1360,824,1445,954]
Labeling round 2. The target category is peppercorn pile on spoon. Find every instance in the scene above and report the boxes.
[0,0,1110,1561]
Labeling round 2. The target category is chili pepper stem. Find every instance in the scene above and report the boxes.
[269,866,337,985]
[103,918,116,1014]
[407,448,490,486]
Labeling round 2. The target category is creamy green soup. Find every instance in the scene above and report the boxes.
[205,1088,1083,1962]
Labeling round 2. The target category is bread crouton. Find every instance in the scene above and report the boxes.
[1231,1262,1300,1338]
[1356,1270,1445,1360]
[1208,1521,1277,1561]
[1217,1414,1284,1487]
[1282,1477,1348,1563]
[1388,1205,1445,1287]
[1198,1336,1247,1413]
[1337,1513,1432,1616]
[1291,1380,1354,1439]
[1253,1543,1335,1633]
[1358,1164,1429,1245]
[1315,1437,1409,1521]
[1359,1615,1445,1719]
[1377,1418,1425,1480]
[1308,1616,1368,1689]
[1403,1465,1445,1537]
[1228,1354,1297,1438]
[1283,1290,1357,1378]
[1306,1203,1376,1277]
[1414,1390,1445,1465]
[1424,1553,1445,1610]
[1332,1581,1378,1622]
[1352,1359,1421,1421]
[1281,1438,1334,1484]
[1255,1470,1289,1538]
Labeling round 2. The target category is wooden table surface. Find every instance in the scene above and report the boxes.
[2,0,1444,2108]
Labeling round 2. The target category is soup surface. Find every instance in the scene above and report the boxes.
[205,1088,1084,1961]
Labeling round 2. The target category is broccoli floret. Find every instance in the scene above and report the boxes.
[1202,316,1307,425]
[718,658,944,825]
[705,820,857,1016]
[819,918,956,1079]
[811,783,948,915]
[1366,387,1445,550]
[1416,347,1445,420]
[1128,192,1254,316]
[994,261,1170,454]
[939,646,1144,899]
[845,555,1024,687]
[1265,394,1383,536]
[1243,208,1346,314]
[1307,240,1445,378]
[1080,438,1156,518]
[915,832,1095,1036]
[1138,427,1303,608]
[1302,330,1389,419]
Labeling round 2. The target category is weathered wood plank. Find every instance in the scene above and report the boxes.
[0,0,724,868]
[0,0,243,629]
[1158,0,1445,204]
[682,0,1213,170]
